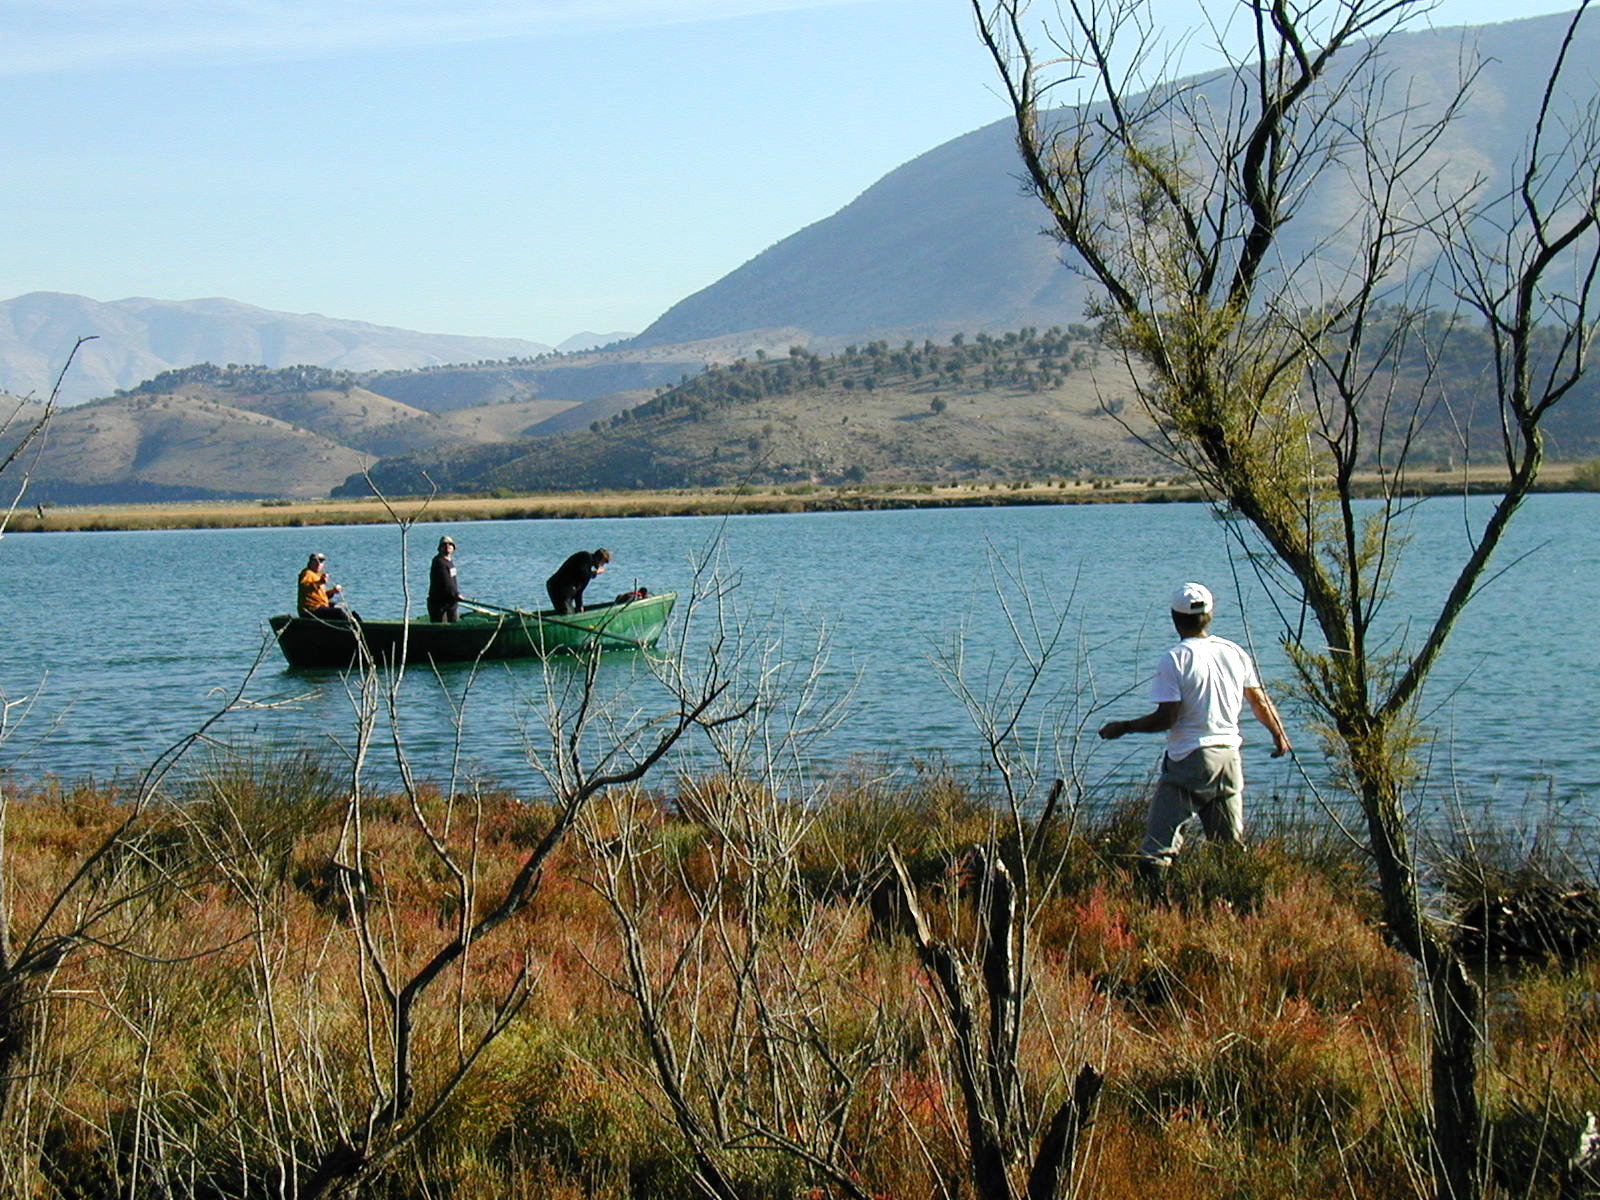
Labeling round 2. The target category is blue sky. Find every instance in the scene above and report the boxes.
[1,0,1582,345]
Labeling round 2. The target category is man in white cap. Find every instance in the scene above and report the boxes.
[1099,582,1291,878]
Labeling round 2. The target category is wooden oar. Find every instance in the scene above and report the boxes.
[460,598,651,650]
[460,599,519,616]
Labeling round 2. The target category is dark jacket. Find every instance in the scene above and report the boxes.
[547,551,602,594]
[429,552,461,605]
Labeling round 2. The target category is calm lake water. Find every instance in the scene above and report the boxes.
[0,496,1593,825]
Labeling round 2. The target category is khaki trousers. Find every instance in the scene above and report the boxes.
[1139,745,1245,867]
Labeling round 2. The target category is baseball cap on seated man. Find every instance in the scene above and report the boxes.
[1171,582,1214,614]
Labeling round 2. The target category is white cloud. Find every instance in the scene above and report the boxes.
[3,0,872,76]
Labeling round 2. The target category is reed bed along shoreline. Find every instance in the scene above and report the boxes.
[9,462,1586,533]
[0,760,1594,1199]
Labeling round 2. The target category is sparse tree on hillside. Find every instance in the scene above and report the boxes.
[0,337,91,532]
[973,1,1600,1197]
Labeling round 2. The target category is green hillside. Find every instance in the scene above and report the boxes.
[14,317,1598,505]
[342,329,1166,496]
[343,320,1600,498]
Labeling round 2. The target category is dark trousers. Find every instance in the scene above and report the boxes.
[428,600,459,623]
[304,606,354,623]
[547,582,582,614]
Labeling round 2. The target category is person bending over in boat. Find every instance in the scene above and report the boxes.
[297,553,351,621]
[546,547,611,614]
[428,535,462,623]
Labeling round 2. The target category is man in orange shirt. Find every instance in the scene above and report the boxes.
[297,553,346,618]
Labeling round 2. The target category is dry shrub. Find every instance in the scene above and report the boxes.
[1,779,144,906]
[174,746,345,848]
[1105,997,1421,1200]
[1020,839,1422,1200]
[1425,804,1600,1195]
[1436,811,1600,971]
[8,761,1588,1200]
[422,1023,668,1196]
[1034,883,1142,981]
[1190,874,1415,1020]
[1480,955,1600,1196]
[1033,791,1150,900]
[801,758,997,896]
[1076,1122,1213,1200]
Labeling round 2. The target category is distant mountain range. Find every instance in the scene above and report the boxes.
[0,293,564,406]
[556,331,635,354]
[345,322,1600,498]
[627,11,1598,351]
[3,10,1596,501]
[0,359,696,501]
[345,331,1168,498]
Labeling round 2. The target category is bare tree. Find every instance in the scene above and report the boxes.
[578,575,885,1198]
[972,2,1600,1197]
[0,336,92,537]
[913,562,1102,1200]
[0,659,270,1191]
[283,543,753,1199]
[0,335,249,1191]
[589,560,1105,1199]
[38,526,766,1197]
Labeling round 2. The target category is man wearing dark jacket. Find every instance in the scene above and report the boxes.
[546,547,610,614]
[428,536,462,623]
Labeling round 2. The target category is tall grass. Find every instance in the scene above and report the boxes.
[0,758,1593,1198]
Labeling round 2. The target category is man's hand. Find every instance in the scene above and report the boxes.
[1247,688,1290,758]
[1099,720,1124,740]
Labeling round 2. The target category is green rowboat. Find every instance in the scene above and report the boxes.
[269,591,676,669]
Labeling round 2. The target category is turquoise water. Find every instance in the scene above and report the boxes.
[0,496,1593,817]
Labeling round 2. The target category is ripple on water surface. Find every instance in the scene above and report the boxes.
[0,497,1592,821]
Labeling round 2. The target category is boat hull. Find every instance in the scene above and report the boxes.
[268,592,676,669]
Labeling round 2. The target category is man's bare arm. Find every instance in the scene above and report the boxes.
[1099,701,1181,740]
[1246,687,1291,757]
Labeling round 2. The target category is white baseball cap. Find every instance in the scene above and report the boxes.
[1170,582,1214,614]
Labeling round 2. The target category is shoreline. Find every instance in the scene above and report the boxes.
[6,465,1586,533]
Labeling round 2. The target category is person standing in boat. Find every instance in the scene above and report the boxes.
[1098,582,1290,885]
[546,547,610,614]
[428,535,462,623]
[297,553,347,619]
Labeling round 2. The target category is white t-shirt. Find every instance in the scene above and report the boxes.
[1149,635,1261,760]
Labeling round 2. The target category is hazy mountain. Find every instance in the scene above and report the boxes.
[2,364,577,501]
[2,351,744,502]
[627,121,1076,350]
[0,293,556,406]
[22,393,371,502]
[10,10,1599,502]
[629,11,1600,351]
[557,331,635,353]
